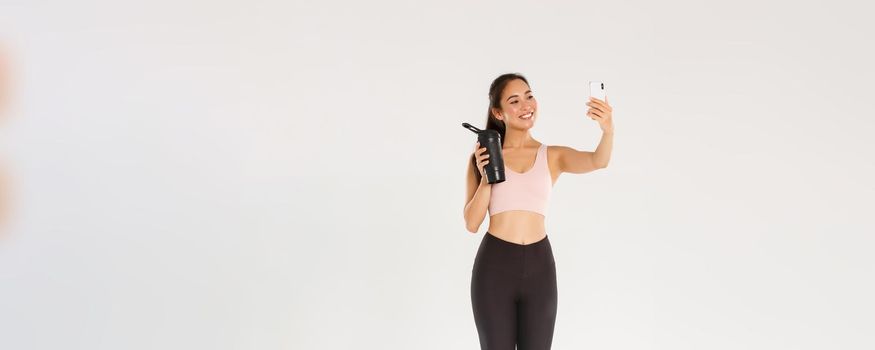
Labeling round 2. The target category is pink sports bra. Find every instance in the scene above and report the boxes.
[488,143,553,217]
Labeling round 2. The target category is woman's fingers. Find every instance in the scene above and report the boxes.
[477,159,490,175]
[473,142,493,175]
[473,142,492,175]
[473,145,488,159]
[588,98,612,111]
[476,147,489,159]
[586,102,608,114]
[477,154,490,164]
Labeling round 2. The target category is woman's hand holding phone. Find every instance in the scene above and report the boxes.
[587,82,613,133]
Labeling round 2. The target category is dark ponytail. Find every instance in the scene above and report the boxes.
[470,73,530,183]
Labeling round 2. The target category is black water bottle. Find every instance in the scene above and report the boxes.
[462,122,505,184]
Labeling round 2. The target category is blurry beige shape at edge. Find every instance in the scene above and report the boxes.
[0,45,8,235]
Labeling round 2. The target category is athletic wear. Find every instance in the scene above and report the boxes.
[488,144,553,216]
[471,231,558,350]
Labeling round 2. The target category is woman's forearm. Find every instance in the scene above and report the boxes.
[464,178,492,233]
[593,130,613,168]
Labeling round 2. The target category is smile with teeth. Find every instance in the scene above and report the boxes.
[519,112,534,120]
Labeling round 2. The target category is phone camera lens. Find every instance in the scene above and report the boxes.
[601,83,604,89]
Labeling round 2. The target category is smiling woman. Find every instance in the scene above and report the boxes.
[463,72,614,349]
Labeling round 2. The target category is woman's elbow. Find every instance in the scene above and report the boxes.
[464,216,479,233]
[463,215,479,233]
[466,224,479,234]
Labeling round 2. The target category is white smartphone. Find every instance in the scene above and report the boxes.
[589,81,606,101]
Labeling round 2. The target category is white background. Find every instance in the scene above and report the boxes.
[1,0,873,349]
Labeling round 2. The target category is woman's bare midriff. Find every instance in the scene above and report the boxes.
[487,211,547,245]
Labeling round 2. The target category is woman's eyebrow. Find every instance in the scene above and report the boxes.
[506,90,532,101]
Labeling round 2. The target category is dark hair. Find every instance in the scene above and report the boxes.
[470,73,530,183]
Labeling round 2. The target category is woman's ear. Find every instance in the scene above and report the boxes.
[491,107,503,121]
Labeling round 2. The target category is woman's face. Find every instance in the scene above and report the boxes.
[493,79,538,130]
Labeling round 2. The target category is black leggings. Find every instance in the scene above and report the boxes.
[471,231,558,350]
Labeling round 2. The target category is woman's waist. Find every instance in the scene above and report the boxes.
[489,209,544,226]
[486,212,547,244]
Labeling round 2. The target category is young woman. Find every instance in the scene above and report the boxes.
[464,73,614,349]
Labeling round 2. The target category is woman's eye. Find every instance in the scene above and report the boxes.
[510,101,518,104]
[528,95,534,99]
